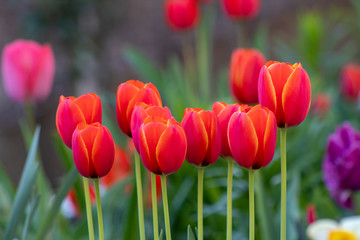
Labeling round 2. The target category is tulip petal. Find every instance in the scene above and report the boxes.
[92,127,115,178]
[200,111,221,166]
[156,124,186,175]
[282,67,311,127]
[75,93,102,124]
[228,112,258,169]
[139,122,167,174]
[258,66,277,119]
[72,129,92,178]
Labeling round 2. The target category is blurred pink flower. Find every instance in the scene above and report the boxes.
[1,39,55,103]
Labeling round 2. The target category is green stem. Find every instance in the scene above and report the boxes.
[25,101,35,131]
[280,129,287,240]
[161,175,171,240]
[226,159,234,240]
[255,171,272,240]
[94,178,104,240]
[249,170,255,240]
[83,177,95,240]
[198,167,204,240]
[135,152,146,240]
[151,173,159,240]
[181,34,197,105]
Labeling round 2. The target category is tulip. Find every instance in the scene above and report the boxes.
[181,108,221,166]
[131,103,172,153]
[258,61,311,128]
[311,93,331,117]
[229,48,266,104]
[323,123,360,209]
[228,104,277,169]
[101,144,131,189]
[164,0,199,31]
[228,104,277,240]
[222,0,261,20]
[56,93,102,148]
[340,62,360,101]
[116,80,162,137]
[72,122,114,179]
[212,101,251,157]
[139,117,186,175]
[1,39,55,103]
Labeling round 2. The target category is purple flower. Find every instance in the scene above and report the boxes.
[323,122,360,209]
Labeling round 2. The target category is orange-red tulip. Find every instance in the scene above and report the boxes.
[258,61,311,128]
[1,39,55,103]
[164,0,199,31]
[56,93,102,148]
[340,63,360,101]
[131,103,172,153]
[181,108,221,166]
[228,105,277,169]
[229,48,266,104]
[116,80,162,137]
[222,0,260,20]
[311,93,331,117]
[101,144,132,188]
[139,117,187,175]
[212,102,251,157]
[72,122,115,178]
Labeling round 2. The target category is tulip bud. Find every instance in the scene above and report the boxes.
[228,105,277,169]
[1,39,55,103]
[116,80,162,137]
[164,0,199,31]
[212,102,251,157]
[258,61,311,128]
[131,103,172,153]
[340,62,360,101]
[72,122,115,178]
[222,0,261,20]
[229,48,266,104]
[139,117,187,175]
[181,108,221,167]
[56,93,102,148]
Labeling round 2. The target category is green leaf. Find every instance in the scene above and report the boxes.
[22,193,40,240]
[4,126,41,240]
[187,225,196,240]
[159,229,164,240]
[35,166,79,240]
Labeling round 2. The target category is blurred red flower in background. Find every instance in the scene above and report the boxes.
[341,62,360,101]
[222,0,261,20]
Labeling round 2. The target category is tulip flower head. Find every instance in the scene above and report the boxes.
[164,0,199,31]
[116,80,162,137]
[341,62,360,101]
[56,93,102,148]
[212,102,251,157]
[222,0,261,20]
[311,93,331,117]
[229,48,266,104]
[181,108,221,167]
[139,116,187,175]
[72,122,115,179]
[1,39,55,103]
[258,61,311,128]
[131,103,172,153]
[228,105,277,169]
[323,123,360,209]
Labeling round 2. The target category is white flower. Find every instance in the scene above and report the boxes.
[307,216,360,240]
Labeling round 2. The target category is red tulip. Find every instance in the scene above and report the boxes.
[340,62,360,101]
[131,103,172,153]
[116,80,162,137]
[139,117,187,175]
[101,144,132,188]
[258,61,311,128]
[164,0,199,31]
[72,122,115,178]
[1,39,55,103]
[229,48,266,104]
[311,93,331,117]
[228,105,277,169]
[212,102,251,157]
[181,108,221,166]
[222,0,261,20]
[56,93,102,148]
